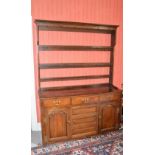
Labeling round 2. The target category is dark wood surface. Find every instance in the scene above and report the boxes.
[39,63,111,69]
[109,31,116,86]
[39,84,118,98]
[35,20,118,28]
[40,83,110,92]
[39,45,113,51]
[40,75,110,82]
[35,20,118,34]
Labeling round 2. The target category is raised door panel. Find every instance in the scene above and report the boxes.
[49,112,67,138]
[99,103,116,133]
[45,108,71,143]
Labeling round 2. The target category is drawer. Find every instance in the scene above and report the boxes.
[72,105,97,115]
[41,97,70,108]
[99,92,121,102]
[72,104,98,136]
[72,95,98,105]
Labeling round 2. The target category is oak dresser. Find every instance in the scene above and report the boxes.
[34,20,122,144]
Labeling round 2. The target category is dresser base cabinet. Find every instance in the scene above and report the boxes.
[40,87,122,144]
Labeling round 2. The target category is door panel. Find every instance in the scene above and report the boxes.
[45,108,71,143]
[99,103,118,133]
[49,111,67,138]
[101,105,115,130]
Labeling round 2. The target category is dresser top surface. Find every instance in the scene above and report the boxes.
[39,85,121,98]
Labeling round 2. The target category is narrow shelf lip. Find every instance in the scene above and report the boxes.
[40,74,111,82]
[39,63,111,69]
[35,19,119,28]
[38,45,113,51]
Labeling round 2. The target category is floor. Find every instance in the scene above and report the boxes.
[31,129,123,155]
[31,131,42,148]
[31,116,123,148]
[31,125,123,148]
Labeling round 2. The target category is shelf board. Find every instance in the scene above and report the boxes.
[40,75,110,82]
[39,63,111,69]
[38,45,113,51]
[35,20,118,34]
[39,84,118,98]
[40,83,110,91]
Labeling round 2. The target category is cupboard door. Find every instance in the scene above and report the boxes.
[44,107,71,143]
[99,103,120,133]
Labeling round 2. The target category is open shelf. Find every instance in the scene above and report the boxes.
[35,20,118,94]
[39,63,111,69]
[40,74,110,82]
[39,45,113,51]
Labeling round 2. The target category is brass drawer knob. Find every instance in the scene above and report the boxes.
[53,99,61,105]
[56,100,61,105]
[82,97,89,103]
[82,98,88,103]
[85,98,89,103]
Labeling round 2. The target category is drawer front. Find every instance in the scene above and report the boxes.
[42,97,70,108]
[72,95,98,105]
[71,105,98,138]
[100,92,121,102]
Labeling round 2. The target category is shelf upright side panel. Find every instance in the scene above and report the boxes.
[109,30,116,87]
[36,25,41,90]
